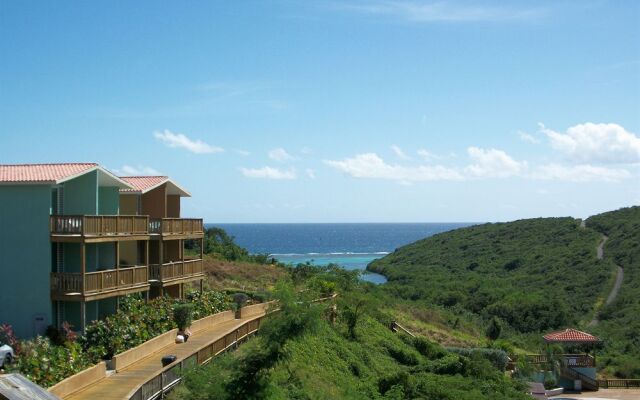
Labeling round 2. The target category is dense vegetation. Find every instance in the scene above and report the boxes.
[202,227,271,264]
[369,217,612,334]
[169,270,528,400]
[586,206,640,378]
[369,209,640,378]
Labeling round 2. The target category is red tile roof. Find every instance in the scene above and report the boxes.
[0,163,98,183]
[119,176,169,192]
[543,328,600,343]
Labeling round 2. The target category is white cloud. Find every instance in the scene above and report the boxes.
[339,1,545,22]
[115,165,161,176]
[417,148,439,161]
[154,130,223,154]
[391,145,411,160]
[324,153,463,182]
[300,147,313,155]
[518,130,540,144]
[240,167,297,180]
[268,148,295,162]
[306,169,316,179]
[234,149,250,156]
[530,164,632,182]
[541,122,640,164]
[465,147,526,178]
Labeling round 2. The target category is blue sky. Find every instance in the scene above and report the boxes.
[1,1,639,222]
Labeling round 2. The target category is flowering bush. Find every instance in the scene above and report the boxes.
[0,323,20,354]
[15,336,93,388]
[82,290,230,359]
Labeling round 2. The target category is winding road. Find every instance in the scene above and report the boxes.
[588,234,624,327]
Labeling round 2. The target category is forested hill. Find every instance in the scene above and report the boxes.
[368,217,612,333]
[586,206,640,377]
[368,207,640,377]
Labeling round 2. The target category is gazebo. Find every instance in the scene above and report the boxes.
[541,328,600,391]
[543,328,600,366]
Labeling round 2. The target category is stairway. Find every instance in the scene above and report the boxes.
[560,364,599,391]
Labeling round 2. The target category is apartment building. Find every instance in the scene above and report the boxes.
[0,163,204,338]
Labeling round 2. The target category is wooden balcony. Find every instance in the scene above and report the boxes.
[50,215,150,242]
[149,218,204,239]
[51,266,149,301]
[149,259,205,285]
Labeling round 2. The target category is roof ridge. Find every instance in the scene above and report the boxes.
[0,162,97,167]
[120,175,168,178]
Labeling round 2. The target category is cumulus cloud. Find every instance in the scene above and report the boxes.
[240,166,296,180]
[531,164,632,182]
[518,130,540,144]
[391,145,411,160]
[115,165,161,176]
[324,153,463,182]
[268,148,295,162]
[465,147,526,178]
[154,130,223,154]
[541,123,640,164]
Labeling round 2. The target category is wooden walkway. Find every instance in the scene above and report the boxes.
[64,315,259,400]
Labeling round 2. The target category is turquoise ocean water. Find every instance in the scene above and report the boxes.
[208,223,475,284]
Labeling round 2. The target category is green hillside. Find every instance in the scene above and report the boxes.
[586,206,640,378]
[369,217,613,333]
[169,281,528,400]
[368,207,640,377]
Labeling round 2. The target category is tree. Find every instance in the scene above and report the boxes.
[486,317,502,341]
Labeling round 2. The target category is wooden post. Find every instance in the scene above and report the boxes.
[80,301,86,333]
[200,237,204,260]
[80,242,86,294]
[199,278,203,294]
[116,241,120,286]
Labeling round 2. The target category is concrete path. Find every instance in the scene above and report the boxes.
[550,388,640,399]
[588,235,623,327]
[64,315,258,400]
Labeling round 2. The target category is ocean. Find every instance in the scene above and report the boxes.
[207,223,475,284]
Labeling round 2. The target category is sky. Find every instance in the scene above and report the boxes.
[1,1,639,223]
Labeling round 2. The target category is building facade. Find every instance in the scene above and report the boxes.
[0,163,204,338]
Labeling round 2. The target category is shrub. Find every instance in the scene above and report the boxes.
[413,337,445,359]
[0,324,20,354]
[16,336,93,388]
[447,347,509,371]
[232,293,249,310]
[174,304,194,331]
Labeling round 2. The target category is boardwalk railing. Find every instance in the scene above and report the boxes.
[598,379,640,389]
[149,260,204,283]
[51,266,148,296]
[148,218,203,236]
[50,215,149,236]
[128,317,262,400]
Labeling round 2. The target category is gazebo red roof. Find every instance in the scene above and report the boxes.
[543,328,599,343]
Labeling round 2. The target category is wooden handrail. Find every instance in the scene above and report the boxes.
[51,266,148,296]
[148,218,203,235]
[50,215,149,236]
[149,259,204,282]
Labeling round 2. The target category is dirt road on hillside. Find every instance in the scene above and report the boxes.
[588,235,624,327]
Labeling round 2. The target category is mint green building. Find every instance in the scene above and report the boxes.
[0,163,150,338]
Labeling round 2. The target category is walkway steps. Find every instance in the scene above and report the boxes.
[64,315,260,400]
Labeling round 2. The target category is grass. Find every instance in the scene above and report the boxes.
[203,254,287,292]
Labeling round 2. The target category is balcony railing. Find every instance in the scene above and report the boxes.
[524,354,595,367]
[149,259,204,283]
[149,218,203,236]
[50,215,149,236]
[51,266,149,296]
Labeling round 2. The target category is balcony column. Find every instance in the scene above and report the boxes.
[200,237,204,260]
[115,241,120,286]
[80,242,86,294]
[80,301,86,333]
